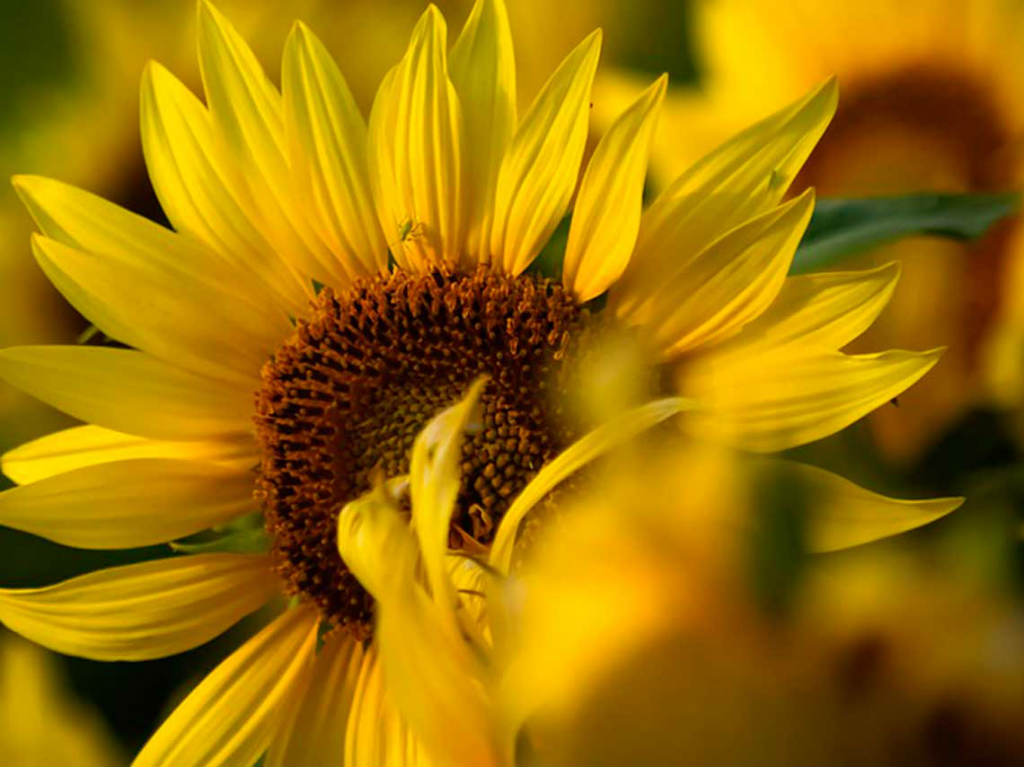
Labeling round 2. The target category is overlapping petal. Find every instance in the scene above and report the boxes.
[133,605,319,767]
[681,346,943,452]
[490,30,601,275]
[368,6,464,271]
[0,346,252,441]
[0,554,277,661]
[563,75,666,302]
[450,0,517,264]
[2,426,255,486]
[266,633,366,767]
[140,61,308,313]
[282,23,387,280]
[0,457,255,548]
[623,189,815,358]
[613,79,836,314]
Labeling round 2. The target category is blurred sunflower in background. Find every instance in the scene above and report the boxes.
[596,0,1024,464]
[0,0,963,763]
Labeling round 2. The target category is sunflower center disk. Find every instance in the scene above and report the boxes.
[255,268,587,633]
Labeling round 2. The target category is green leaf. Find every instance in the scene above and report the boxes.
[791,192,1020,274]
[170,512,270,555]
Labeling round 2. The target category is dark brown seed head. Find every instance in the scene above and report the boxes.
[255,267,587,634]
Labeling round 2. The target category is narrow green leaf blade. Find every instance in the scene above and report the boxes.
[791,192,1020,274]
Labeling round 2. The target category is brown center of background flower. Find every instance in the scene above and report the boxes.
[255,268,587,634]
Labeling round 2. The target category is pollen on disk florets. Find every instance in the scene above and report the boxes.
[255,267,588,634]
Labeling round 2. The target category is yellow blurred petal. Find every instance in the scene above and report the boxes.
[30,231,283,388]
[0,458,255,548]
[409,379,485,615]
[630,190,814,358]
[490,30,602,275]
[490,396,690,573]
[0,554,277,661]
[615,79,836,314]
[450,0,517,265]
[337,481,419,602]
[375,578,501,766]
[133,605,319,767]
[0,636,120,766]
[265,633,364,767]
[720,262,901,356]
[682,347,943,452]
[782,461,963,552]
[282,23,387,281]
[345,648,437,767]
[563,75,665,302]
[140,61,308,314]
[0,346,251,441]
[197,0,336,286]
[368,6,464,271]
[2,425,255,486]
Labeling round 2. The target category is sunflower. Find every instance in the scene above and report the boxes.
[596,0,1024,461]
[0,0,949,764]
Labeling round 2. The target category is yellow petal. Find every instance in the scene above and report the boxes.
[375,578,501,766]
[0,346,251,441]
[345,647,437,767]
[139,61,308,314]
[490,397,690,574]
[628,190,815,359]
[718,262,901,356]
[681,347,943,452]
[773,461,963,552]
[29,231,283,388]
[2,426,256,486]
[133,605,319,767]
[450,0,517,265]
[0,458,254,548]
[0,554,277,661]
[409,380,485,615]
[367,6,464,271]
[336,481,419,602]
[490,30,601,275]
[282,23,387,281]
[563,75,666,302]
[265,633,365,767]
[614,79,836,315]
[197,0,337,286]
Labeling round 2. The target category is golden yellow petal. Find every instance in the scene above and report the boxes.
[2,425,256,486]
[368,6,464,271]
[718,262,901,356]
[777,461,963,552]
[265,632,365,767]
[140,61,309,314]
[344,648,438,767]
[197,0,337,286]
[409,379,485,615]
[614,79,836,315]
[450,0,517,265]
[282,23,387,281]
[133,605,319,767]
[0,554,277,661]
[0,346,251,441]
[681,347,943,452]
[0,458,255,548]
[490,30,602,275]
[625,190,814,359]
[563,75,666,302]
[490,396,690,573]
[29,231,284,388]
